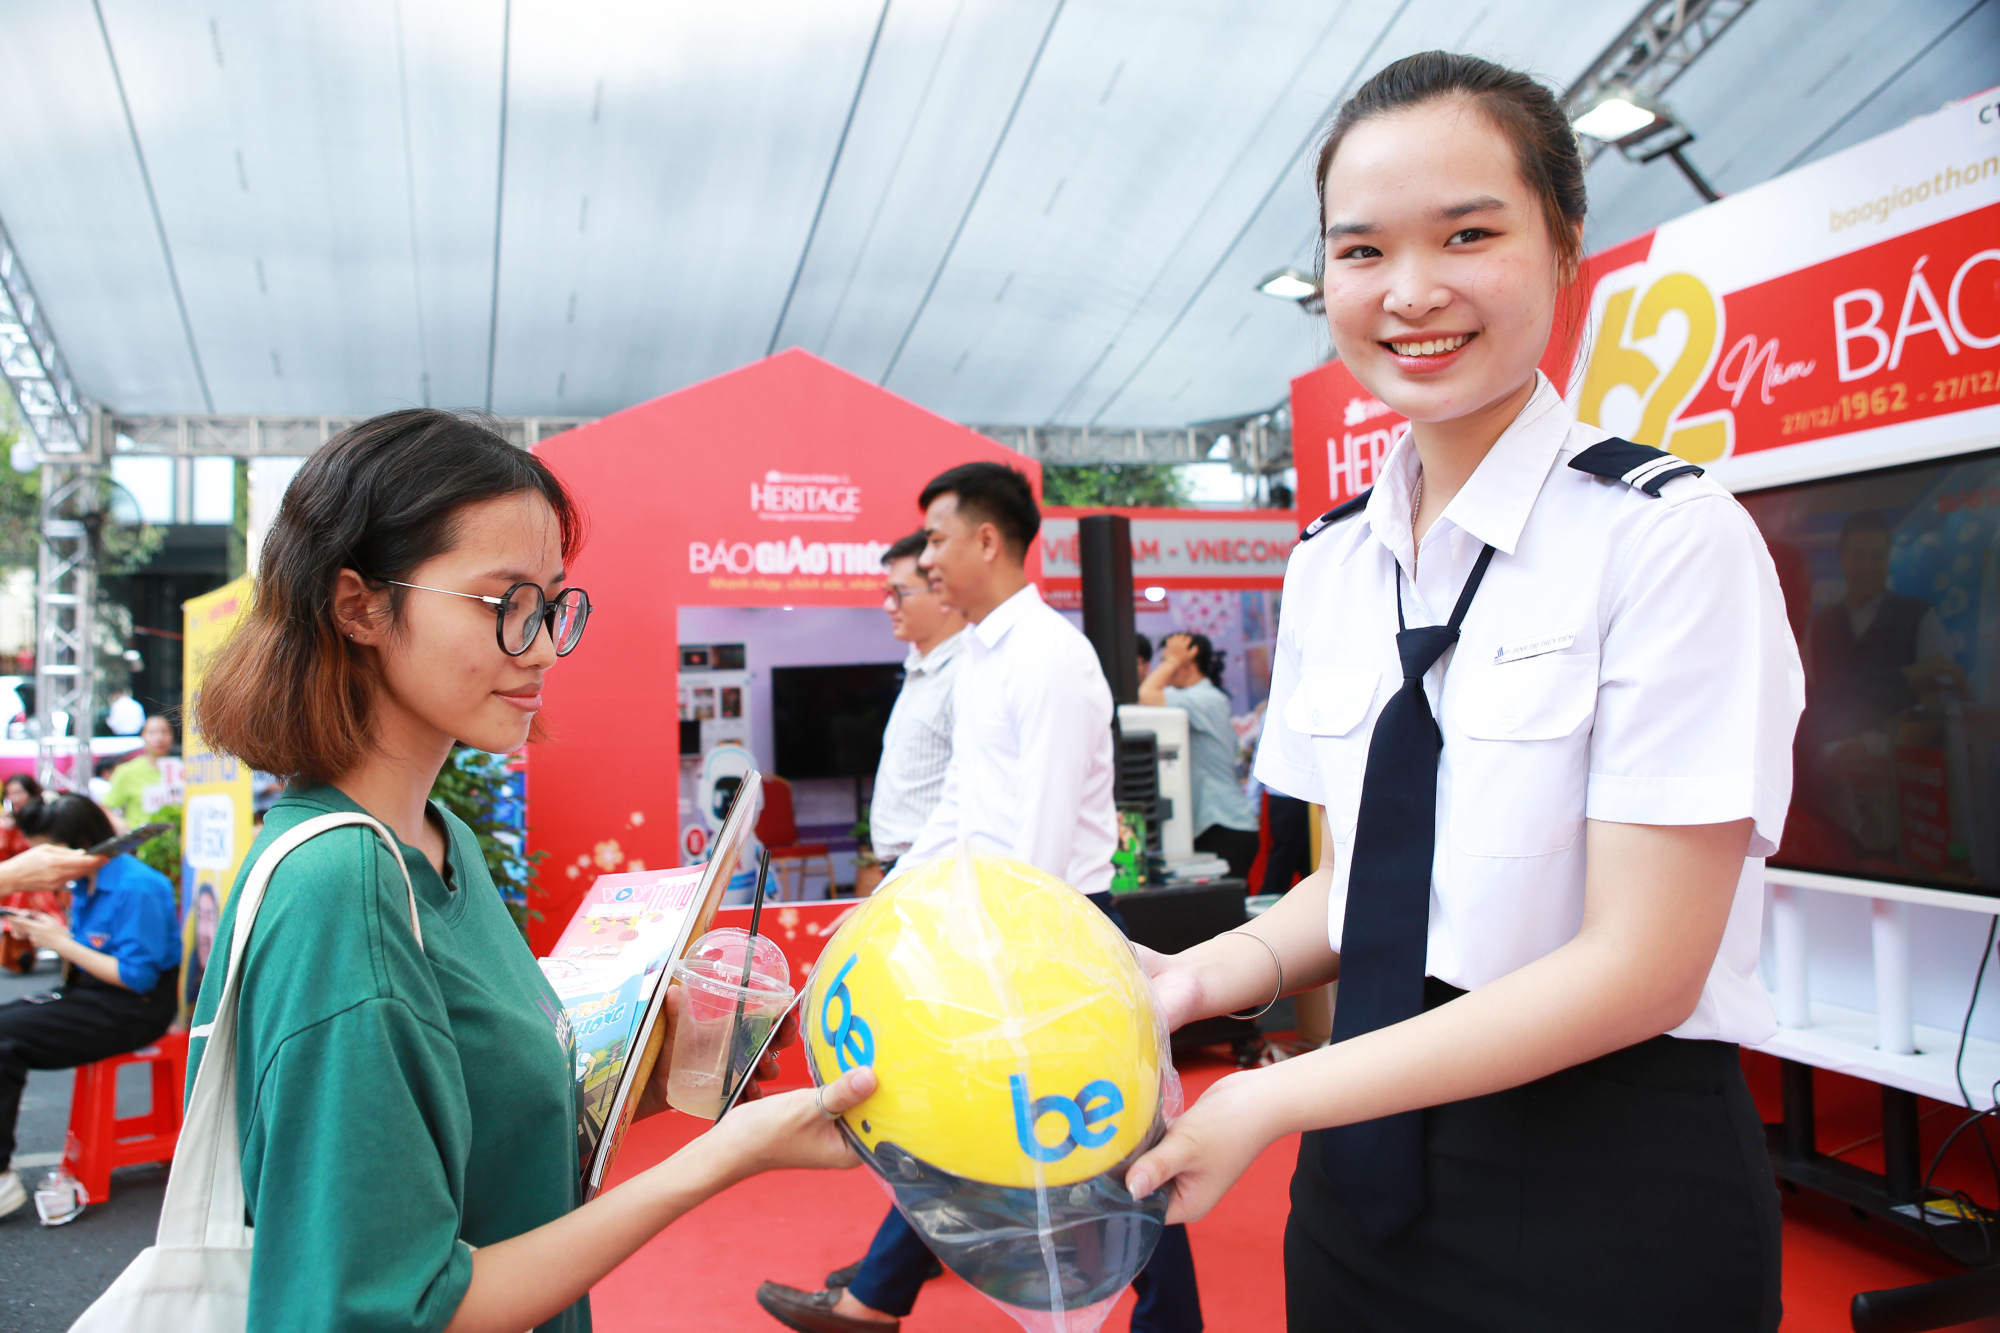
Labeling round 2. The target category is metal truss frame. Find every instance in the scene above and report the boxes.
[0,216,89,455]
[971,400,1291,474]
[1565,0,1760,162]
[106,413,596,457]
[34,448,101,793]
[8,174,1295,765]
[109,408,1291,470]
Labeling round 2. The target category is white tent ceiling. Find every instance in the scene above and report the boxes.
[0,0,1994,431]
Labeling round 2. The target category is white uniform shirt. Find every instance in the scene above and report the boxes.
[868,628,967,861]
[1254,374,1804,1045]
[895,583,1119,896]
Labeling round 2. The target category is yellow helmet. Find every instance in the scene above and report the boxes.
[803,846,1171,1322]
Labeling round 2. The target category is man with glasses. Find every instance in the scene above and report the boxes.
[865,532,967,875]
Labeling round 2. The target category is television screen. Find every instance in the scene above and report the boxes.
[772,663,907,781]
[1737,446,2000,897]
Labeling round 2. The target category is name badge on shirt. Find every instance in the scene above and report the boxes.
[1492,631,1576,665]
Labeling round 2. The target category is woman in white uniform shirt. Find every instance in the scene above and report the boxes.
[1122,53,1803,1330]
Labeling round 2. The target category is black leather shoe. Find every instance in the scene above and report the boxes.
[824,1252,945,1290]
[755,1283,899,1333]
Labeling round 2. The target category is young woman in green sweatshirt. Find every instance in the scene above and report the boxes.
[188,410,874,1333]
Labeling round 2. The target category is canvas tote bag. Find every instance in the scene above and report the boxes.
[71,811,422,1333]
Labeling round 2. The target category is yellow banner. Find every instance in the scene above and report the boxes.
[179,576,254,1014]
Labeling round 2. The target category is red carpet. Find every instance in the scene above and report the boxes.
[592,1046,1993,1332]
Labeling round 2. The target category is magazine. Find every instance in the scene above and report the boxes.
[538,770,763,1198]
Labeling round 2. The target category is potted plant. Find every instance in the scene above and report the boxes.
[850,812,883,897]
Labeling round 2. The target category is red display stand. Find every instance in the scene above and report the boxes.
[524,351,1038,956]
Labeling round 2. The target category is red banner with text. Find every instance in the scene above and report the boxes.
[1294,86,2000,517]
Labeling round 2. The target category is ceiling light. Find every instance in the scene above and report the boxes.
[1571,87,1718,205]
[1257,268,1319,302]
[1573,94,1659,142]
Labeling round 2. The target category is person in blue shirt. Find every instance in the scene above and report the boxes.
[0,793,180,1219]
[1140,632,1261,878]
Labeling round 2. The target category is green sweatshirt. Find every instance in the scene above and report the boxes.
[189,785,586,1333]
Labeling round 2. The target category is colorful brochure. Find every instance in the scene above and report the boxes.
[538,770,763,1198]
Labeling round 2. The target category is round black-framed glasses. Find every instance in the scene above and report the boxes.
[386,580,593,657]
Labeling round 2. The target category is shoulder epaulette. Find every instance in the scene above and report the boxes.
[1300,488,1371,541]
[1567,438,1703,496]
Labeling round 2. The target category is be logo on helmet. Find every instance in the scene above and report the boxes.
[1010,1075,1124,1162]
[822,946,1128,1165]
[818,954,874,1072]
[801,849,1176,1330]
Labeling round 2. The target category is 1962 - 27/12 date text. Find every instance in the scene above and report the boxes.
[1933,365,1999,405]
[1781,382,1911,435]
[1779,365,1999,437]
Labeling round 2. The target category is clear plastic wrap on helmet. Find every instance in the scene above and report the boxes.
[803,844,1182,1333]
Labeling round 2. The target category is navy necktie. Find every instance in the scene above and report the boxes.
[1317,542,1495,1242]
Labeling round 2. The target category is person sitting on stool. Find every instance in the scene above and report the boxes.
[1140,631,1260,878]
[0,794,180,1219]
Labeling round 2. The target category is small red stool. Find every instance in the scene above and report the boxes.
[61,1030,188,1204]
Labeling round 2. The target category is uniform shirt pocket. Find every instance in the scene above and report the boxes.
[1282,666,1380,738]
[1285,666,1380,852]
[1449,653,1598,857]
[1455,653,1598,740]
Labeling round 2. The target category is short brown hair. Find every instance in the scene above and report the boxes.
[194,410,585,788]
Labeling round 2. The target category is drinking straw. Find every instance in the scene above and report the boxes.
[715,846,772,1121]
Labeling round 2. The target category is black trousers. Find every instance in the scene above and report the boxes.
[0,974,177,1164]
[1284,980,1781,1332]
[1193,825,1260,880]
[1260,794,1313,895]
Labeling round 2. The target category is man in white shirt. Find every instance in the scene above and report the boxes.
[757,463,1202,1333]
[866,532,966,869]
[890,464,1119,893]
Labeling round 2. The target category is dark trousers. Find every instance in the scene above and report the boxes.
[0,975,176,1164]
[849,1205,1202,1332]
[1283,982,1781,1331]
[1260,794,1312,895]
[1193,826,1259,880]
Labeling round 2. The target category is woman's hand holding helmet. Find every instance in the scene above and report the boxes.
[704,1066,878,1179]
[1122,1068,1271,1226]
[1132,942,1206,1034]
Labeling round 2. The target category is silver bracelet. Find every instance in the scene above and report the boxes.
[1221,929,1283,1020]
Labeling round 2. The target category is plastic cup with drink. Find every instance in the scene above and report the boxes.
[665,926,793,1119]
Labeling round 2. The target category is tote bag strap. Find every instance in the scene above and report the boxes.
[160,811,420,1249]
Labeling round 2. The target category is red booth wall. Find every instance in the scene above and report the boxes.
[524,350,1039,956]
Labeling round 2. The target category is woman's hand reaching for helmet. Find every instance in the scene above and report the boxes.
[704,1067,878,1181]
[442,1066,875,1333]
